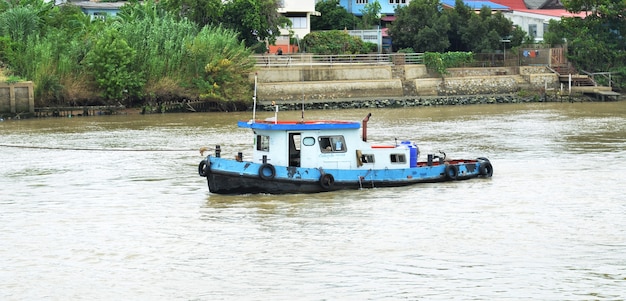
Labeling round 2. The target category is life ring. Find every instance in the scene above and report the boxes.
[479,161,493,177]
[319,173,335,190]
[444,164,458,180]
[258,163,276,180]
[198,160,209,177]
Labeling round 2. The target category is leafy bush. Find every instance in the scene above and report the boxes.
[302,30,373,54]
[424,51,473,76]
[84,29,145,102]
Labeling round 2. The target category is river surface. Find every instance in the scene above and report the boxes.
[1,102,625,300]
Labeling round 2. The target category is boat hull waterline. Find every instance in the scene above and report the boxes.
[199,156,493,194]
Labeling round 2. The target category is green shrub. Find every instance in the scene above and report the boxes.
[302,30,372,54]
[84,29,144,102]
[424,51,474,77]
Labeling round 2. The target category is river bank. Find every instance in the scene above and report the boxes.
[0,92,611,120]
[253,93,600,112]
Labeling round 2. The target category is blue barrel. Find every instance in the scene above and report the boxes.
[401,141,418,167]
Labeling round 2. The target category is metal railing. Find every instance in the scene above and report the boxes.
[253,53,424,67]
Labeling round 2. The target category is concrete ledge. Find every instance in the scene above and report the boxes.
[0,81,35,114]
[254,66,393,83]
[257,79,403,101]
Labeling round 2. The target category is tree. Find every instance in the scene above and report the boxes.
[388,0,450,52]
[160,0,223,28]
[311,0,357,30]
[548,0,626,89]
[445,0,473,51]
[454,5,520,53]
[359,0,381,30]
[302,30,375,54]
[84,29,145,102]
[221,0,289,48]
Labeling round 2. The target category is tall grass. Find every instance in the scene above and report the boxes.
[2,0,259,105]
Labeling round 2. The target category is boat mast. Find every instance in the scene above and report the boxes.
[252,72,257,123]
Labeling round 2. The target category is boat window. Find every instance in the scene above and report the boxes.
[361,154,375,163]
[302,137,315,146]
[256,135,270,152]
[390,154,406,163]
[319,136,347,153]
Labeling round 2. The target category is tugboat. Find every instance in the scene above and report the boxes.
[198,112,493,194]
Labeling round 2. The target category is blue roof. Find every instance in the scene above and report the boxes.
[441,0,510,10]
[238,120,361,131]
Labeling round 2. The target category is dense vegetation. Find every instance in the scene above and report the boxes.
[0,0,623,109]
[545,0,626,89]
[302,30,377,54]
[312,0,624,90]
[0,0,274,107]
[389,0,526,53]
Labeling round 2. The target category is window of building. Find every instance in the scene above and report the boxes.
[287,16,307,29]
[256,135,270,152]
[356,0,368,4]
[528,24,537,38]
[92,12,107,21]
[389,0,406,3]
[390,154,406,163]
[319,136,347,153]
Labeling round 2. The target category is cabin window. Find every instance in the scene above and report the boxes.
[302,137,315,146]
[256,135,270,152]
[361,154,375,163]
[319,136,346,153]
[390,154,406,163]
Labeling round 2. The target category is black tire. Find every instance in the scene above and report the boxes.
[319,173,335,190]
[198,160,208,177]
[445,165,458,180]
[259,163,276,180]
[479,161,493,177]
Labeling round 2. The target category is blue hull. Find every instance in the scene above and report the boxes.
[199,156,493,194]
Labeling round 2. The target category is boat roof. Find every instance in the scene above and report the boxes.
[238,120,361,131]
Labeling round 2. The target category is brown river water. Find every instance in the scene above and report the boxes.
[1,102,625,300]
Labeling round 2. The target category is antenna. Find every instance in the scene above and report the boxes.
[301,94,305,122]
[252,72,257,123]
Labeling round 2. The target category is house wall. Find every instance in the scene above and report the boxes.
[275,0,318,53]
[503,11,557,42]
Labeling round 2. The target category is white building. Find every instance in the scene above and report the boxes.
[273,0,319,53]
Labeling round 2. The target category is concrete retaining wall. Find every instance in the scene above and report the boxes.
[254,66,393,83]
[0,82,34,115]
[258,79,404,101]
[253,65,558,101]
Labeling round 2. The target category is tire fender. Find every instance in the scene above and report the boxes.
[259,163,276,180]
[479,161,493,177]
[319,173,335,190]
[445,164,458,180]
